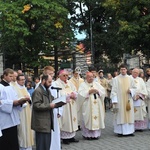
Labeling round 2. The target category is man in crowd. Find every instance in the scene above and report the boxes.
[44,66,63,150]
[89,67,101,84]
[146,68,150,129]
[0,68,30,150]
[106,73,113,109]
[98,70,109,111]
[10,70,18,86]
[34,66,64,150]
[13,74,34,150]
[17,69,23,75]
[131,68,148,131]
[78,72,105,140]
[69,69,84,129]
[110,64,136,137]
[31,74,55,150]
[55,70,79,145]
[31,74,66,150]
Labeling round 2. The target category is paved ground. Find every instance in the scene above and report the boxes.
[62,110,150,150]
[33,110,150,150]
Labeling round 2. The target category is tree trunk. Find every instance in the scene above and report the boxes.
[54,46,58,78]
[33,66,38,77]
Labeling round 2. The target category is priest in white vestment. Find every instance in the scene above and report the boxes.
[145,68,150,129]
[55,70,79,145]
[78,72,105,140]
[69,70,84,129]
[0,68,30,150]
[110,64,136,137]
[12,74,34,150]
[131,68,148,131]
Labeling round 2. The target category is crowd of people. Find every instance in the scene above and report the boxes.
[1,64,150,150]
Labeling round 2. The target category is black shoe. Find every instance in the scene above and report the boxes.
[91,137,99,140]
[117,134,123,137]
[69,138,79,143]
[62,139,70,145]
[127,134,135,136]
[78,125,81,131]
[82,136,92,140]
[135,129,143,132]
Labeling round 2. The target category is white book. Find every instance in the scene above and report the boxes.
[52,96,66,108]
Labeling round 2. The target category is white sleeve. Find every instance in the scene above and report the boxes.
[111,96,118,103]
[0,100,13,113]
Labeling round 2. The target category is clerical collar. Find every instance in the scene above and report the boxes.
[73,76,79,80]
[86,81,93,87]
[16,82,25,89]
[120,74,127,77]
[60,78,67,84]
[0,80,10,86]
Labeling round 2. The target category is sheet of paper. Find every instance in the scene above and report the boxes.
[133,99,141,107]
[52,95,66,104]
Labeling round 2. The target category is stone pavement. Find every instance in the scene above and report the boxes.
[33,110,150,150]
[62,110,150,150]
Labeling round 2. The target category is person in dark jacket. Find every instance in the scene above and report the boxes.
[31,74,56,150]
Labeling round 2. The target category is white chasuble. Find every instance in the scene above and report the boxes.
[132,77,147,121]
[55,78,78,132]
[78,81,105,130]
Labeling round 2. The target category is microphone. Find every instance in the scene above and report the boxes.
[94,93,97,99]
[51,86,62,90]
[91,85,97,99]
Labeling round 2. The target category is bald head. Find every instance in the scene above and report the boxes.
[12,71,18,82]
[132,68,139,78]
[86,72,94,83]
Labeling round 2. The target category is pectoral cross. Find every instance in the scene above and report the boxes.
[94,100,97,104]
[94,116,97,120]
[73,117,76,122]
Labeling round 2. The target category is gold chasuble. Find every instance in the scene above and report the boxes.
[55,78,78,132]
[69,76,84,90]
[78,81,105,130]
[13,84,34,148]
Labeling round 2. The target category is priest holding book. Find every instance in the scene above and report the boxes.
[55,70,79,145]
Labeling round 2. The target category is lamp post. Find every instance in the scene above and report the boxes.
[90,9,95,65]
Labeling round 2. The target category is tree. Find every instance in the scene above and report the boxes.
[66,0,123,68]
[67,0,150,69]
[103,0,150,62]
[0,0,74,76]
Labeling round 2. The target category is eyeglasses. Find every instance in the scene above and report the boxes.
[63,74,68,77]
[19,79,26,81]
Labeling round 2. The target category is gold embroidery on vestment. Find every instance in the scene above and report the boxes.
[94,100,97,104]
[73,117,76,122]
[94,116,97,120]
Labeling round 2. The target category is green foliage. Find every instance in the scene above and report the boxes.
[67,0,150,67]
[0,0,74,71]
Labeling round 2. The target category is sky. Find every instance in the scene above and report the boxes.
[75,31,86,40]
[72,2,87,40]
